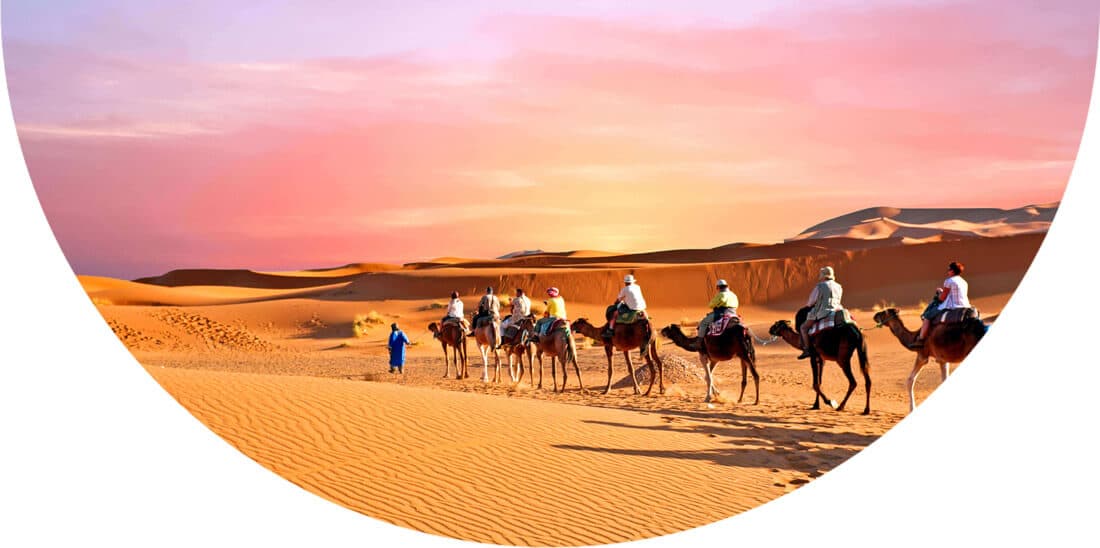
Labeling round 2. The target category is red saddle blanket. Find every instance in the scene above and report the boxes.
[707,312,742,336]
[807,309,856,336]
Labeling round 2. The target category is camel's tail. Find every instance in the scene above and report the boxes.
[854,326,870,372]
[565,331,579,365]
[741,325,757,364]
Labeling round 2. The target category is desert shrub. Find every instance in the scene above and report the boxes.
[352,311,386,337]
[420,302,447,311]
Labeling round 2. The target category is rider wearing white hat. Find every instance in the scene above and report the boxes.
[606,273,648,336]
[799,266,844,359]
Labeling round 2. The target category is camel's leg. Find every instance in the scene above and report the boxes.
[569,339,584,393]
[548,354,558,392]
[493,348,502,383]
[808,356,821,409]
[534,352,543,389]
[441,343,451,379]
[835,355,857,412]
[742,355,761,405]
[654,343,665,396]
[860,358,872,416]
[940,361,951,382]
[461,338,470,379]
[738,358,748,404]
[907,354,930,412]
[623,350,640,396]
[703,360,717,403]
[604,346,615,395]
[812,357,837,410]
[642,345,658,397]
[479,343,490,383]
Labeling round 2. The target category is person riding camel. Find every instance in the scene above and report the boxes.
[604,274,647,337]
[469,286,501,337]
[535,287,567,338]
[799,266,844,360]
[697,279,739,342]
[435,290,470,338]
[909,261,971,349]
[499,287,532,347]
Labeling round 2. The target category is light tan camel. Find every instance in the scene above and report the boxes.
[501,316,538,386]
[661,322,759,404]
[428,320,468,379]
[571,317,664,396]
[532,320,584,393]
[472,316,503,382]
[872,307,985,412]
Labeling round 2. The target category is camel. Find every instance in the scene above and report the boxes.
[501,316,539,387]
[661,322,759,404]
[472,316,503,383]
[571,317,664,396]
[768,307,871,414]
[872,307,985,412]
[531,320,584,393]
[427,320,469,380]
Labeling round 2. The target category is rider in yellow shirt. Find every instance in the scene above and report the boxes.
[536,287,567,336]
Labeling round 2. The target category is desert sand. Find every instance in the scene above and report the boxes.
[86,206,1047,546]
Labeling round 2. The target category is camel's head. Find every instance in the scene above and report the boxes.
[659,324,681,339]
[768,320,791,336]
[428,322,439,334]
[570,318,591,331]
[872,308,899,326]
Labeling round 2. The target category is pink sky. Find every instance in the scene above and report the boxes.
[4,1,1097,278]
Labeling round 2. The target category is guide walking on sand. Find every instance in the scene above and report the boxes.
[388,323,412,374]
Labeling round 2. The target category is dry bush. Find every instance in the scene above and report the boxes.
[420,302,447,311]
[352,311,386,337]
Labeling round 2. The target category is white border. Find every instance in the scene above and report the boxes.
[1,16,1097,548]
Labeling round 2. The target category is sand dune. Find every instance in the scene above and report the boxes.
[790,203,1057,241]
[147,365,898,546]
[80,275,350,307]
[332,233,1043,309]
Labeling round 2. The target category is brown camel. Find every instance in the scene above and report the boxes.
[571,317,664,396]
[428,321,468,379]
[531,320,584,393]
[501,316,539,387]
[660,322,759,404]
[872,307,985,412]
[768,307,871,414]
[472,316,503,383]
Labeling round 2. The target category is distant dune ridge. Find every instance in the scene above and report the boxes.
[788,203,1058,242]
[97,203,1053,311]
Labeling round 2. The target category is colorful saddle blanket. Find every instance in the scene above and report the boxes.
[707,311,742,336]
[442,317,463,328]
[930,307,980,325]
[536,318,570,337]
[615,309,648,325]
[807,309,856,336]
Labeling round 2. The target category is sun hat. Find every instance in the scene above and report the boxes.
[716,279,729,287]
[820,266,835,280]
[624,274,636,283]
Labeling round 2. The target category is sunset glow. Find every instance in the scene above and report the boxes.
[4,0,1096,277]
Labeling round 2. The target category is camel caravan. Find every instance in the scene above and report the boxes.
[429,261,989,414]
